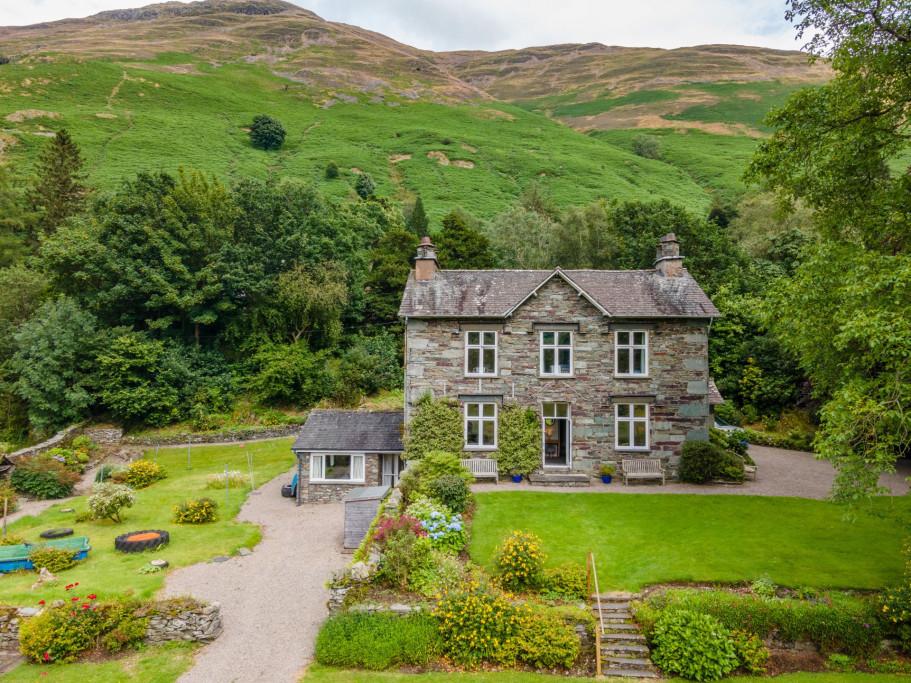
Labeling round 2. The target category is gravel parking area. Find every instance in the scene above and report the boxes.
[471,446,911,500]
[163,467,347,683]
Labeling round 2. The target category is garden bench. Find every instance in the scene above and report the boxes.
[461,458,498,483]
[620,458,666,486]
[736,454,758,481]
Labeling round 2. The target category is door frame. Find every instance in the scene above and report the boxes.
[381,453,402,486]
[541,402,572,468]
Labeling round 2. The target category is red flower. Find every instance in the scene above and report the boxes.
[38,600,45,605]
[87,594,97,600]
[74,582,79,586]
[43,653,49,661]
[71,597,79,602]
[82,604,89,609]
[70,612,75,616]
[65,584,73,591]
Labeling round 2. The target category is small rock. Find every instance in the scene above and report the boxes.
[211,556,229,563]
[348,604,371,613]
[30,566,57,590]
[237,548,252,557]
[390,603,411,614]
[349,561,370,580]
[150,559,169,568]
[60,508,74,513]
[17,607,37,617]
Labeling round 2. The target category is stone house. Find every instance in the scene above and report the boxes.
[397,233,722,483]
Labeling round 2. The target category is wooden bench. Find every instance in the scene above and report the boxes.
[461,458,499,483]
[736,454,758,481]
[621,458,666,486]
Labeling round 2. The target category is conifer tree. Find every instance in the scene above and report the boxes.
[406,194,429,236]
[435,210,496,269]
[27,129,91,237]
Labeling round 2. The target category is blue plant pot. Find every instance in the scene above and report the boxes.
[511,474,523,483]
[601,475,613,484]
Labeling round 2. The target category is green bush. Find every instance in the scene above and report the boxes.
[46,447,87,472]
[632,133,662,160]
[247,343,334,407]
[0,480,19,516]
[514,607,580,669]
[679,440,743,484]
[332,333,401,407]
[404,493,449,519]
[650,610,738,681]
[426,473,471,513]
[731,629,770,674]
[98,604,148,653]
[495,404,541,476]
[417,510,467,554]
[123,460,167,489]
[542,561,588,600]
[354,172,376,199]
[87,482,135,523]
[325,161,339,179]
[403,395,462,460]
[71,435,97,452]
[94,465,123,483]
[408,548,465,597]
[0,534,26,546]
[249,114,286,150]
[11,456,80,499]
[172,497,218,524]
[378,526,432,590]
[315,612,440,669]
[416,451,475,490]
[491,530,546,592]
[28,546,78,573]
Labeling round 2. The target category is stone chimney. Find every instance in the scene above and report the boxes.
[654,233,684,277]
[415,236,439,281]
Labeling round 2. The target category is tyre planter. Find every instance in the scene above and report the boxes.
[511,474,523,483]
[40,528,74,540]
[601,475,613,484]
[115,530,170,554]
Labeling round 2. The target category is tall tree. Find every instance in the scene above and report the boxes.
[746,0,911,503]
[435,209,496,269]
[27,129,91,237]
[273,263,348,347]
[406,194,429,236]
[365,228,419,325]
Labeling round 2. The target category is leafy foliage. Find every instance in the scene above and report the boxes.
[495,404,541,475]
[542,561,588,600]
[425,473,470,514]
[10,456,80,499]
[435,210,495,269]
[172,497,218,524]
[28,546,79,573]
[731,629,770,674]
[650,609,738,681]
[315,612,440,670]
[377,525,431,590]
[408,548,465,597]
[403,396,462,460]
[248,115,286,150]
[632,133,662,160]
[678,440,743,484]
[26,129,91,237]
[123,460,168,489]
[513,607,581,669]
[354,173,376,199]
[491,530,546,592]
[87,482,136,523]
[417,510,466,554]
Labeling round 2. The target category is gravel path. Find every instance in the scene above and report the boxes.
[162,467,347,683]
[3,466,101,525]
[471,445,911,500]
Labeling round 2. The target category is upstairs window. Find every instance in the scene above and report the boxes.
[465,331,498,376]
[541,331,573,376]
[615,404,649,450]
[465,402,497,449]
[615,331,648,376]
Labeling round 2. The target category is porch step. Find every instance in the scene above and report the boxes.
[599,612,633,622]
[598,601,630,611]
[528,473,590,487]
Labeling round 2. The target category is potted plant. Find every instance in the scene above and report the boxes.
[511,473,523,483]
[598,463,615,484]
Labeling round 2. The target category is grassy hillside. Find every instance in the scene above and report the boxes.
[0,55,712,220]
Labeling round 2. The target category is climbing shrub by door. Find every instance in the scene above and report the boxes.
[495,404,541,475]
[403,394,462,460]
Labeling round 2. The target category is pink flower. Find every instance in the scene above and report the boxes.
[71,597,79,602]
[87,594,97,600]
[43,653,49,661]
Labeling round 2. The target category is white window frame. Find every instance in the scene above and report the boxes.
[310,453,366,483]
[464,402,498,450]
[615,403,650,450]
[540,331,574,376]
[465,330,498,377]
[615,330,649,377]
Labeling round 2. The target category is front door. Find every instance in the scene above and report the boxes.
[382,454,401,486]
[542,402,571,467]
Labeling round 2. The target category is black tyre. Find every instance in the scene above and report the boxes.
[281,484,294,498]
[40,528,74,539]
[115,529,170,553]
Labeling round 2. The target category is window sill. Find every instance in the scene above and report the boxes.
[464,446,497,452]
[465,373,498,379]
[615,447,651,453]
[614,374,650,379]
[539,373,575,379]
[310,480,365,485]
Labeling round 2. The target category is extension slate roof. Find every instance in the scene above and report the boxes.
[398,268,721,319]
[708,378,725,406]
[292,410,404,453]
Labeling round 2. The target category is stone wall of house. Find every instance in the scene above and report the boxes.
[404,276,710,478]
[123,424,302,446]
[296,452,382,503]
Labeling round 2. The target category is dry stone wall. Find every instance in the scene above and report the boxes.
[9,425,82,461]
[124,424,302,446]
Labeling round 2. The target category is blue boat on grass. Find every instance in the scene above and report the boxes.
[0,537,91,573]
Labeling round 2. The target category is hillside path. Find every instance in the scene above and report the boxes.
[162,466,346,683]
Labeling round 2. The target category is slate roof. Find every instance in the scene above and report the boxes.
[292,410,404,453]
[398,268,721,319]
[708,378,725,406]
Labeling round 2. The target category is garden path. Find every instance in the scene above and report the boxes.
[3,466,100,525]
[471,445,911,500]
[162,466,347,682]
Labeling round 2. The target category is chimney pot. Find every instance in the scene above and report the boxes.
[415,236,438,281]
[654,233,684,276]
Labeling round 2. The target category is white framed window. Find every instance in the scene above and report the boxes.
[615,404,650,450]
[310,453,365,482]
[465,402,497,449]
[540,331,573,376]
[615,331,649,376]
[465,331,498,376]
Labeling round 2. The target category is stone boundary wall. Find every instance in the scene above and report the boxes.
[9,425,82,461]
[82,427,123,445]
[0,602,222,650]
[123,424,302,446]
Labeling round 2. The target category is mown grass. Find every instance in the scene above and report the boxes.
[0,54,712,222]
[0,438,295,606]
[4,642,197,683]
[469,492,910,591]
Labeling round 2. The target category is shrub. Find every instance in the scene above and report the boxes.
[881,583,911,651]
[0,480,19,516]
[205,470,246,489]
[71,435,97,452]
[542,561,588,600]
[418,510,467,554]
[332,333,401,406]
[751,573,777,598]
[87,482,136,523]
[29,546,78,573]
[409,548,464,597]
[354,172,376,199]
[123,460,168,489]
[678,440,743,484]
[632,133,662,160]
[710,427,751,461]
[495,404,541,476]
[650,610,738,681]
[416,451,475,491]
[372,515,426,545]
[426,474,470,513]
[249,114,286,150]
[827,653,856,672]
[491,530,546,591]
[0,534,26,546]
[315,612,440,669]
[248,342,334,406]
[405,493,449,518]
[94,465,123,483]
[379,527,432,590]
[172,497,217,524]
[46,447,87,472]
[98,603,148,653]
[11,456,80,499]
[403,395,462,460]
[514,607,580,669]
[732,629,770,674]
[325,161,339,179]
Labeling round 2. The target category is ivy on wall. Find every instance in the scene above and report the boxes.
[494,403,541,476]
[403,394,462,460]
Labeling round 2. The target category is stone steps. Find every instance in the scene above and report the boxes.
[599,668,658,679]
[601,643,651,655]
[602,632,646,642]
[590,593,656,679]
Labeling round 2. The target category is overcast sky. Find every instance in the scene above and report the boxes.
[0,0,803,52]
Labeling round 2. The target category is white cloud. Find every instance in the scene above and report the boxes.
[0,0,803,52]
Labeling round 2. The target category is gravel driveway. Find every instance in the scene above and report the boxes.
[471,446,911,500]
[162,467,347,683]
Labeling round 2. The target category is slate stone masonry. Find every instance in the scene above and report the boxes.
[404,276,711,479]
[296,452,382,503]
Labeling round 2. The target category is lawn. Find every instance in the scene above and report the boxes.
[302,666,911,683]
[469,492,910,590]
[4,642,197,683]
[0,438,296,606]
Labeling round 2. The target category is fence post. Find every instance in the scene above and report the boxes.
[187,436,191,471]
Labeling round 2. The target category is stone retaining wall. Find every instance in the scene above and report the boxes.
[82,427,123,445]
[9,425,82,461]
[123,424,302,446]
